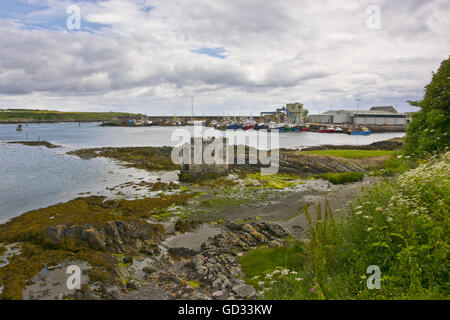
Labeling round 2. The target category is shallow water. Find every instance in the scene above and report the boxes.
[0,122,404,149]
[0,142,176,223]
[0,122,404,222]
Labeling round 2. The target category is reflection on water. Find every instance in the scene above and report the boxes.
[0,122,405,149]
[0,143,177,223]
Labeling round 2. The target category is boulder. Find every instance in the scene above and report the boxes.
[232,284,256,299]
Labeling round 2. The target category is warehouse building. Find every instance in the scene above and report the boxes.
[308,106,406,126]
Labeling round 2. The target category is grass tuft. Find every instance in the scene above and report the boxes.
[317,172,364,184]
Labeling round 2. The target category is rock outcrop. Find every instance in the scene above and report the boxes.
[45,221,164,253]
[164,221,289,300]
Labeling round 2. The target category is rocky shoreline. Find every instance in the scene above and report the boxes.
[299,137,404,151]
[0,139,400,300]
[7,141,61,148]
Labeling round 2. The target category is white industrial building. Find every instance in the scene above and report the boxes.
[308,106,407,126]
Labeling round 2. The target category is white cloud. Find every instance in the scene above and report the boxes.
[0,0,449,114]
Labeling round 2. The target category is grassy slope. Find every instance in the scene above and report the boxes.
[299,149,394,159]
[240,152,450,299]
[0,109,139,122]
[317,172,364,184]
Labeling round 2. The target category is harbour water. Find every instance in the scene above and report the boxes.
[0,122,405,222]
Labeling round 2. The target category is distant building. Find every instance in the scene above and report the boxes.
[285,102,305,123]
[405,112,415,123]
[351,110,406,126]
[308,114,334,124]
[370,106,398,113]
[308,107,406,126]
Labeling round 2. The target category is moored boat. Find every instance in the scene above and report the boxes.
[319,126,336,133]
[268,122,287,132]
[254,123,266,130]
[348,126,371,135]
[226,123,243,130]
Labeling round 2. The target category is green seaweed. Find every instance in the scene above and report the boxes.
[68,146,178,171]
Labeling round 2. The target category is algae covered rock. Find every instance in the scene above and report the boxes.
[44,221,165,253]
[174,219,203,233]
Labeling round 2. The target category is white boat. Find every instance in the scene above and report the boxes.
[188,120,206,126]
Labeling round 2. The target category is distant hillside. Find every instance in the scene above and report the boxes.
[0,109,141,122]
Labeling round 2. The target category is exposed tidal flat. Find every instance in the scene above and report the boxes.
[0,122,405,221]
[0,122,409,299]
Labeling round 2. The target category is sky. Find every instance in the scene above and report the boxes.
[0,0,449,116]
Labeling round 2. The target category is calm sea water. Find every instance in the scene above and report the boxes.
[0,122,405,222]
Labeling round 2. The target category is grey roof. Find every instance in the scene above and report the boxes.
[322,109,405,116]
[370,106,398,113]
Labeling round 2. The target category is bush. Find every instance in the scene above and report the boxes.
[404,57,450,157]
[242,152,450,299]
[370,151,411,177]
[317,172,364,184]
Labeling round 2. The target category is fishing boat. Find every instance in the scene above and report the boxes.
[348,126,371,135]
[16,123,22,131]
[243,124,254,130]
[254,123,266,130]
[268,122,287,132]
[319,126,336,133]
[226,123,243,130]
[189,120,206,126]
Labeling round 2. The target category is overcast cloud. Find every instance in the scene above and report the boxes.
[0,0,449,115]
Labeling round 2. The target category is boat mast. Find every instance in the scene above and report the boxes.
[355,98,361,127]
[191,96,194,122]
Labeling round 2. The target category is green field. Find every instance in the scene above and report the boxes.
[299,149,394,159]
[0,109,140,122]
